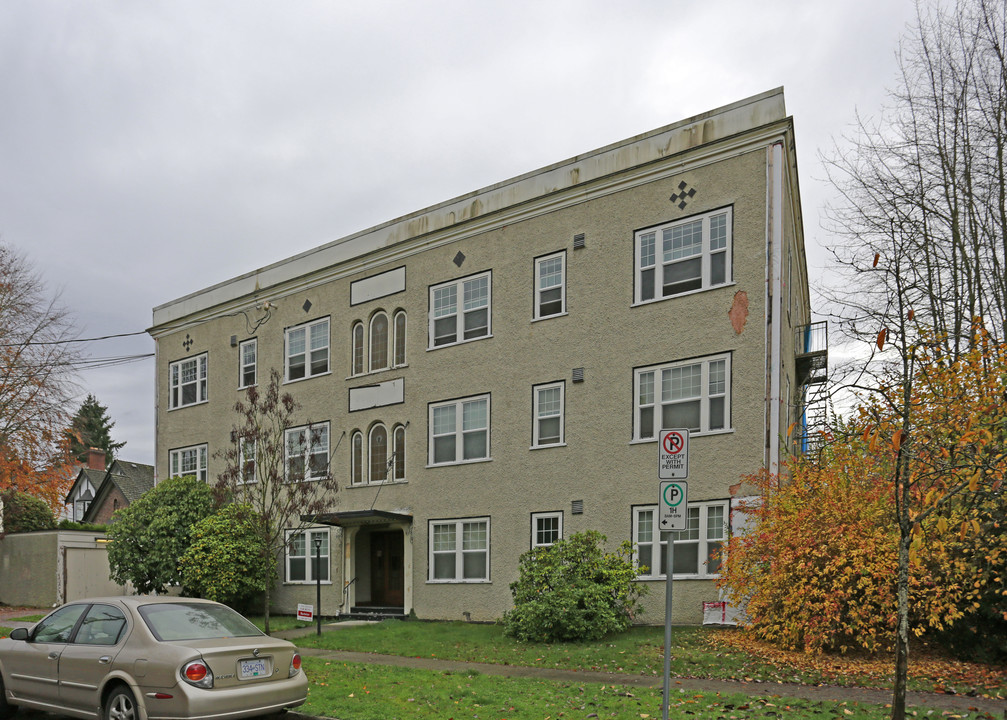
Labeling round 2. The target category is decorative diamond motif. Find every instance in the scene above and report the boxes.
[302,299,312,313]
[453,251,466,267]
[669,180,697,210]
[182,334,193,352]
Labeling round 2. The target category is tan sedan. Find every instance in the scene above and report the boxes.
[0,596,307,720]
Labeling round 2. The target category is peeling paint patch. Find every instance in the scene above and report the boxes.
[729,290,749,334]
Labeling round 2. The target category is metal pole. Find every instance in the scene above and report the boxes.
[314,535,322,637]
[662,537,674,720]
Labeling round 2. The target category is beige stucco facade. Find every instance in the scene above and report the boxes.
[149,88,812,625]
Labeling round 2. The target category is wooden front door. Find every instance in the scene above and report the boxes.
[369,530,404,607]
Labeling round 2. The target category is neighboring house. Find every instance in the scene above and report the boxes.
[148,88,826,624]
[81,460,155,524]
[64,448,108,522]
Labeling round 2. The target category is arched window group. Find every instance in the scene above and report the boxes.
[351,310,406,376]
[351,422,406,485]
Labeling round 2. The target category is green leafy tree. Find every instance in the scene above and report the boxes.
[65,394,125,466]
[179,503,274,608]
[502,530,646,643]
[0,490,55,534]
[106,475,214,594]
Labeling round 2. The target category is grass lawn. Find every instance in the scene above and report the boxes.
[247,614,331,633]
[295,620,1005,699]
[6,614,45,623]
[300,658,960,720]
[0,626,11,638]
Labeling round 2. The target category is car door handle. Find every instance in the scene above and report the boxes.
[48,652,59,660]
[99,656,112,664]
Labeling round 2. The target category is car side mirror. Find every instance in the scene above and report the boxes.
[9,627,28,641]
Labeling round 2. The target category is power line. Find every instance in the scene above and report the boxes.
[11,330,150,346]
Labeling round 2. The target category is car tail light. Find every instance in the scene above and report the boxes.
[289,653,301,677]
[182,660,214,689]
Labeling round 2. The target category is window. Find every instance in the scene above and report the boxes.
[429,395,489,465]
[634,354,730,439]
[369,313,389,372]
[169,353,208,409]
[351,431,363,485]
[633,502,727,578]
[285,423,329,481]
[33,603,88,643]
[531,511,563,548]
[393,310,407,366]
[532,382,565,447]
[352,322,365,375]
[635,208,732,303]
[239,339,256,388]
[239,437,256,484]
[429,518,489,582]
[285,528,329,583]
[285,318,329,381]
[74,604,127,646]
[369,424,388,483]
[393,424,406,480]
[534,252,566,319]
[170,444,208,482]
[429,272,491,347]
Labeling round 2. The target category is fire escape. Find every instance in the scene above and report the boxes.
[794,321,829,454]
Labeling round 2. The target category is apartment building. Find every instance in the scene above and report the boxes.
[148,87,817,624]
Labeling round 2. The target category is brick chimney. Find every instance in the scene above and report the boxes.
[87,447,106,471]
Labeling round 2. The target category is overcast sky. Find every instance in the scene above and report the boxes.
[1,0,919,466]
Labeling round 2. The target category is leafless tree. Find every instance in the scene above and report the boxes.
[215,368,340,634]
[820,2,1006,717]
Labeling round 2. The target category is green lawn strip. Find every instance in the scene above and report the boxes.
[295,620,1004,696]
[7,614,45,623]
[300,657,936,720]
[248,615,318,633]
[0,626,11,638]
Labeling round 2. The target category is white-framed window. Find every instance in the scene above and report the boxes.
[393,310,407,366]
[392,424,406,481]
[285,528,329,583]
[633,501,727,579]
[429,517,489,582]
[429,395,490,465]
[351,322,365,376]
[238,339,256,389]
[284,423,329,481]
[429,272,491,348]
[169,353,208,409]
[369,312,389,372]
[534,251,566,320]
[369,423,388,483]
[285,318,329,382]
[634,353,730,440]
[350,431,364,485]
[635,207,732,304]
[239,437,256,484]
[169,443,208,482]
[532,382,565,447]
[531,511,563,548]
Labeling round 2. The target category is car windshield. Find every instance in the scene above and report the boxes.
[138,602,263,641]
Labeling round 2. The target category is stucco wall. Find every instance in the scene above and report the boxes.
[0,532,58,607]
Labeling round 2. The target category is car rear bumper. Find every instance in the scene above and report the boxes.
[141,672,308,720]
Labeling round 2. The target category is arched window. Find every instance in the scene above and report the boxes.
[369,424,388,483]
[351,431,363,485]
[369,313,389,372]
[351,322,365,376]
[393,424,406,481]
[393,311,407,366]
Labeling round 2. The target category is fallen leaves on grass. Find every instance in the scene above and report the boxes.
[708,629,1005,699]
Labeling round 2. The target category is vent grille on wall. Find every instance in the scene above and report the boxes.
[572,367,585,383]
[572,499,584,514]
[573,233,586,249]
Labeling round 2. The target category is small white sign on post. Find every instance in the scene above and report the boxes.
[659,480,688,531]
[296,603,313,622]
[659,429,689,479]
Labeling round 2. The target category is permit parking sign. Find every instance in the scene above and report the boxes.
[659,481,688,530]
[659,429,689,479]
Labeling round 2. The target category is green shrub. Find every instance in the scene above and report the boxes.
[1,491,55,533]
[502,530,646,642]
[179,503,274,607]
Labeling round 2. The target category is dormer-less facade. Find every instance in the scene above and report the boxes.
[149,88,813,623]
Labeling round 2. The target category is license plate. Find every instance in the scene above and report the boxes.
[238,657,271,679]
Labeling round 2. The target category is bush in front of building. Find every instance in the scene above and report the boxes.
[503,530,646,642]
[179,503,274,610]
[0,490,56,534]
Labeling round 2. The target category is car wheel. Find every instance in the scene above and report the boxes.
[104,686,137,720]
[0,674,18,720]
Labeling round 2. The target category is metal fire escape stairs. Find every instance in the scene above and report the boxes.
[794,321,829,454]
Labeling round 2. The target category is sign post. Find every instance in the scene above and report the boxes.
[659,431,689,720]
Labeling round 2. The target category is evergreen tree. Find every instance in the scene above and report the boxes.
[66,394,125,465]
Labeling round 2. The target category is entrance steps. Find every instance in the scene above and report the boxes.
[346,605,407,620]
